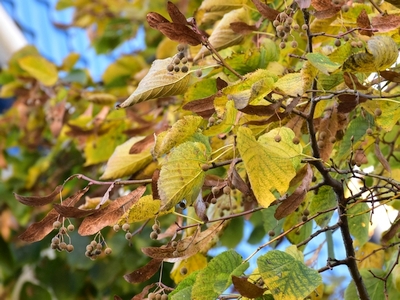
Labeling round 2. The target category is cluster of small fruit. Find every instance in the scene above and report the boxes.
[50,219,75,252]
[166,44,202,77]
[272,9,301,49]
[147,291,168,300]
[85,238,112,260]
[113,222,133,240]
[150,222,162,240]
[317,131,337,149]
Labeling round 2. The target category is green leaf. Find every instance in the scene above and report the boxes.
[170,270,199,300]
[257,250,322,300]
[153,115,204,157]
[117,57,197,108]
[220,217,244,248]
[20,282,52,300]
[203,100,237,136]
[237,127,298,208]
[158,142,208,211]
[309,186,337,227]
[348,202,370,247]
[192,250,245,300]
[18,55,58,86]
[283,210,313,246]
[345,268,385,300]
[100,136,153,180]
[305,53,341,75]
[361,99,400,132]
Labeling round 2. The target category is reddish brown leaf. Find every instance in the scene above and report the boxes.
[14,185,63,207]
[230,22,257,34]
[194,194,208,222]
[238,103,281,116]
[251,0,279,21]
[337,93,368,113]
[146,12,170,29]
[232,276,267,298]
[114,296,123,300]
[152,169,161,200]
[124,258,163,284]
[167,1,188,25]
[313,8,340,19]
[380,70,400,83]
[19,186,90,243]
[53,204,95,218]
[381,213,400,245]
[129,134,155,154]
[131,283,156,300]
[275,165,312,220]
[357,9,372,37]
[352,148,368,166]
[228,159,250,196]
[157,23,202,46]
[372,14,400,33]
[317,106,338,161]
[182,96,216,118]
[78,186,146,236]
[216,77,228,90]
[343,72,368,90]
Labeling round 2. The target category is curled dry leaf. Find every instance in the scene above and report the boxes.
[14,185,63,207]
[374,139,391,174]
[19,186,90,243]
[232,276,267,298]
[78,186,146,236]
[123,258,163,284]
[53,204,95,218]
[274,165,313,220]
[167,1,188,25]
[251,0,279,21]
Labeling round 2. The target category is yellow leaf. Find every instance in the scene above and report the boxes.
[18,55,58,86]
[117,195,173,225]
[355,242,384,270]
[158,142,208,211]
[154,116,204,157]
[171,253,208,284]
[274,73,304,96]
[257,127,303,169]
[117,57,196,108]
[343,36,399,73]
[100,137,153,180]
[236,127,297,207]
[60,52,80,71]
[194,7,250,61]
[203,100,237,136]
[0,81,24,98]
[361,99,400,132]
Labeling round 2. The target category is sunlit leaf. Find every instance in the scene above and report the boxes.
[361,99,400,132]
[237,127,298,208]
[258,250,322,300]
[274,73,304,96]
[191,250,247,300]
[305,53,341,75]
[117,57,196,108]
[100,136,153,180]
[158,142,208,211]
[18,55,58,86]
[355,242,384,270]
[171,253,208,284]
[117,195,173,225]
[309,185,337,227]
[342,36,398,73]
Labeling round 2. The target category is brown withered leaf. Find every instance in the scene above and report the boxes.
[19,186,90,243]
[152,169,160,200]
[343,72,368,90]
[352,148,368,166]
[146,12,170,29]
[372,14,400,33]
[374,139,391,173]
[194,193,208,222]
[238,102,281,116]
[275,165,312,220]
[232,276,267,298]
[132,283,156,300]
[337,93,368,113]
[78,186,146,236]
[318,106,338,161]
[130,134,155,154]
[53,204,95,218]
[14,185,63,207]
[216,77,228,90]
[182,96,216,118]
[124,258,163,284]
[142,221,227,262]
[381,214,400,245]
[380,70,400,83]
[157,23,202,46]
[47,100,66,137]
[357,9,372,37]
[167,1,188,25]
[251,0,279,21]
[230,22,257,34]
[228,159,250,196]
